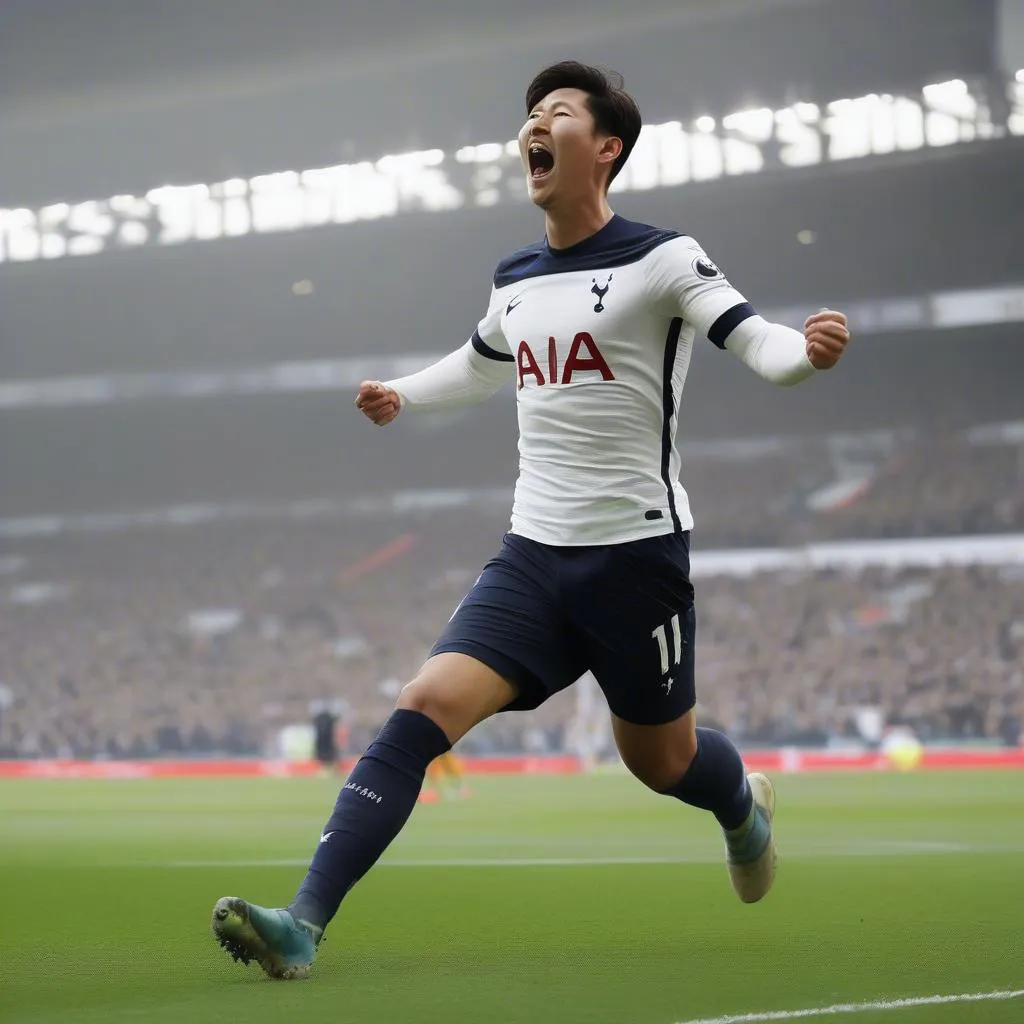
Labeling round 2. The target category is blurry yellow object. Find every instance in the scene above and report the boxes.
[427,751,465,780]
[881,729,925,772]
[423,751,472,800]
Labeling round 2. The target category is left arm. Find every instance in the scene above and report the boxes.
[720,315,815,386]
[723,309,850,385]
[644,236,850,384]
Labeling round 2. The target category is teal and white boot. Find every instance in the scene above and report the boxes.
[211,897,321,979]
[726,772,777,903]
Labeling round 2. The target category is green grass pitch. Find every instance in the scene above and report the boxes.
[1,771,1022,1024]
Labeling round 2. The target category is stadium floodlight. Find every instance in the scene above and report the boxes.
[40,234,67,259]
[925,111,960,147]
[922,79,976,122]
[109,195,150,217]
[145,183,210,203]
[377,150,436,173]
[67,235,103,256]
[300,165,348,187]
[455,142,506,163]
[249,172,300,192]
[474,143,505,163]
[215,178,249,197]
[119,222,149,246]
[776,102,820,124]
[3,207,35,229]
[722,107,775,140]
[923,79,967,103]
[2,73,1022,266]
[39,203,70,225]
[68,201,114,236]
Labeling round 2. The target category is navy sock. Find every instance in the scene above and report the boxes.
[661,727,753,830]
[288,709,450,930]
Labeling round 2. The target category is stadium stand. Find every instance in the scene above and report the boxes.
[2,484,1022,758]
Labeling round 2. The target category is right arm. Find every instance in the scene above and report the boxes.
[355,291,515,425]
[386,332,514,410]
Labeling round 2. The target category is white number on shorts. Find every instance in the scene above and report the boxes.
[651,613,683,676]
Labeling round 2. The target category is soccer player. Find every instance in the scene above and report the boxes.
[420,750,472,802]
[310,702,341,775]
[211,60,850,979]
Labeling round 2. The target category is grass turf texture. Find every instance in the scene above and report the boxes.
[1,772,1021,1024]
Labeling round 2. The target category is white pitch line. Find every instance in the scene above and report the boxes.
[673,988,1024,1024]
[166,855,697,869]
[163,842,1013,870]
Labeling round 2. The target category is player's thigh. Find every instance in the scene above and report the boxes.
[571,532,698,726]
[417,534,586,736]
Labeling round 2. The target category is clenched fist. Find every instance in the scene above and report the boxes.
[804,310,850,370]
[354,380,402,426]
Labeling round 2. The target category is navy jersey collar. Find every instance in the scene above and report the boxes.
[492,215,681,289]
[544,214,629,258]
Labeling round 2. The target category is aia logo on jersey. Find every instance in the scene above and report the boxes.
[693,256,723,280]
[517,333,615,389]
[591,274,613,312]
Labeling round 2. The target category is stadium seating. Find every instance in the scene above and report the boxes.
[2,463,1022,757]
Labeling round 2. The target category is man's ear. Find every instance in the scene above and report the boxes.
[597,135,623,167]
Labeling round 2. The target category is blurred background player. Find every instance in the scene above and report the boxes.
[310,701,339,775]
[420,749,472,803]
[566,671,615,773]
[310,701,348,775]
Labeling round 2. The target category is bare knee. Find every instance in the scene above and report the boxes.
[622,748,697,793]
[612,711,699,793]
[393,653,519,744]
[395,678,461,736]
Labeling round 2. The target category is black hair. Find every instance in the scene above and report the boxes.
[525,60,642,186]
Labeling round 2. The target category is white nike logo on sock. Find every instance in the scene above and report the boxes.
[319,832,334,843]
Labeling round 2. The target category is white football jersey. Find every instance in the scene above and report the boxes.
[471,215,759,546]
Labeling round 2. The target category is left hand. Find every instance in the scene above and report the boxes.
[804,309,850,370]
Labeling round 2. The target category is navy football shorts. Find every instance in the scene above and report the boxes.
[431,531,696,726]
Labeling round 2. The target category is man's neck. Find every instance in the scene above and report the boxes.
[544,195,615,251]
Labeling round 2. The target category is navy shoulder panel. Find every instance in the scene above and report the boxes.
[493,241,548,289]
[493,216,682,289]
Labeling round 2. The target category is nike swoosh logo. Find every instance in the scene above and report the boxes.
[319,832,335,843]
[506,295,522,314]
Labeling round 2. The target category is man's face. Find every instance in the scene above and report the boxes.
[518,87,617,210]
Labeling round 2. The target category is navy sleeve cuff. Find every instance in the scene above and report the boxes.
[707,302,757,350]
[472,330,514,362]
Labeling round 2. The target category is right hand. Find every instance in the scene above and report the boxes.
[354,380,402,426]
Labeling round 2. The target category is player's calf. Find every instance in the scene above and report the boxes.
[654,727,776,902]
[287,656,515,935]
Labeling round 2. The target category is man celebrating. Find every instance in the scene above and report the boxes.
[212,60,850,979]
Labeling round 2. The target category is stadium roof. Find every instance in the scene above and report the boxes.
[0,0,997,203]
[1,0,836,120]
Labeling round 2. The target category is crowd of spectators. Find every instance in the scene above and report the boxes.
[680,432,1024,548]
[1,492,1021,758]
[693,563,1023,747]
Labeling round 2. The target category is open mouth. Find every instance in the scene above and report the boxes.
[528,144,555,180]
